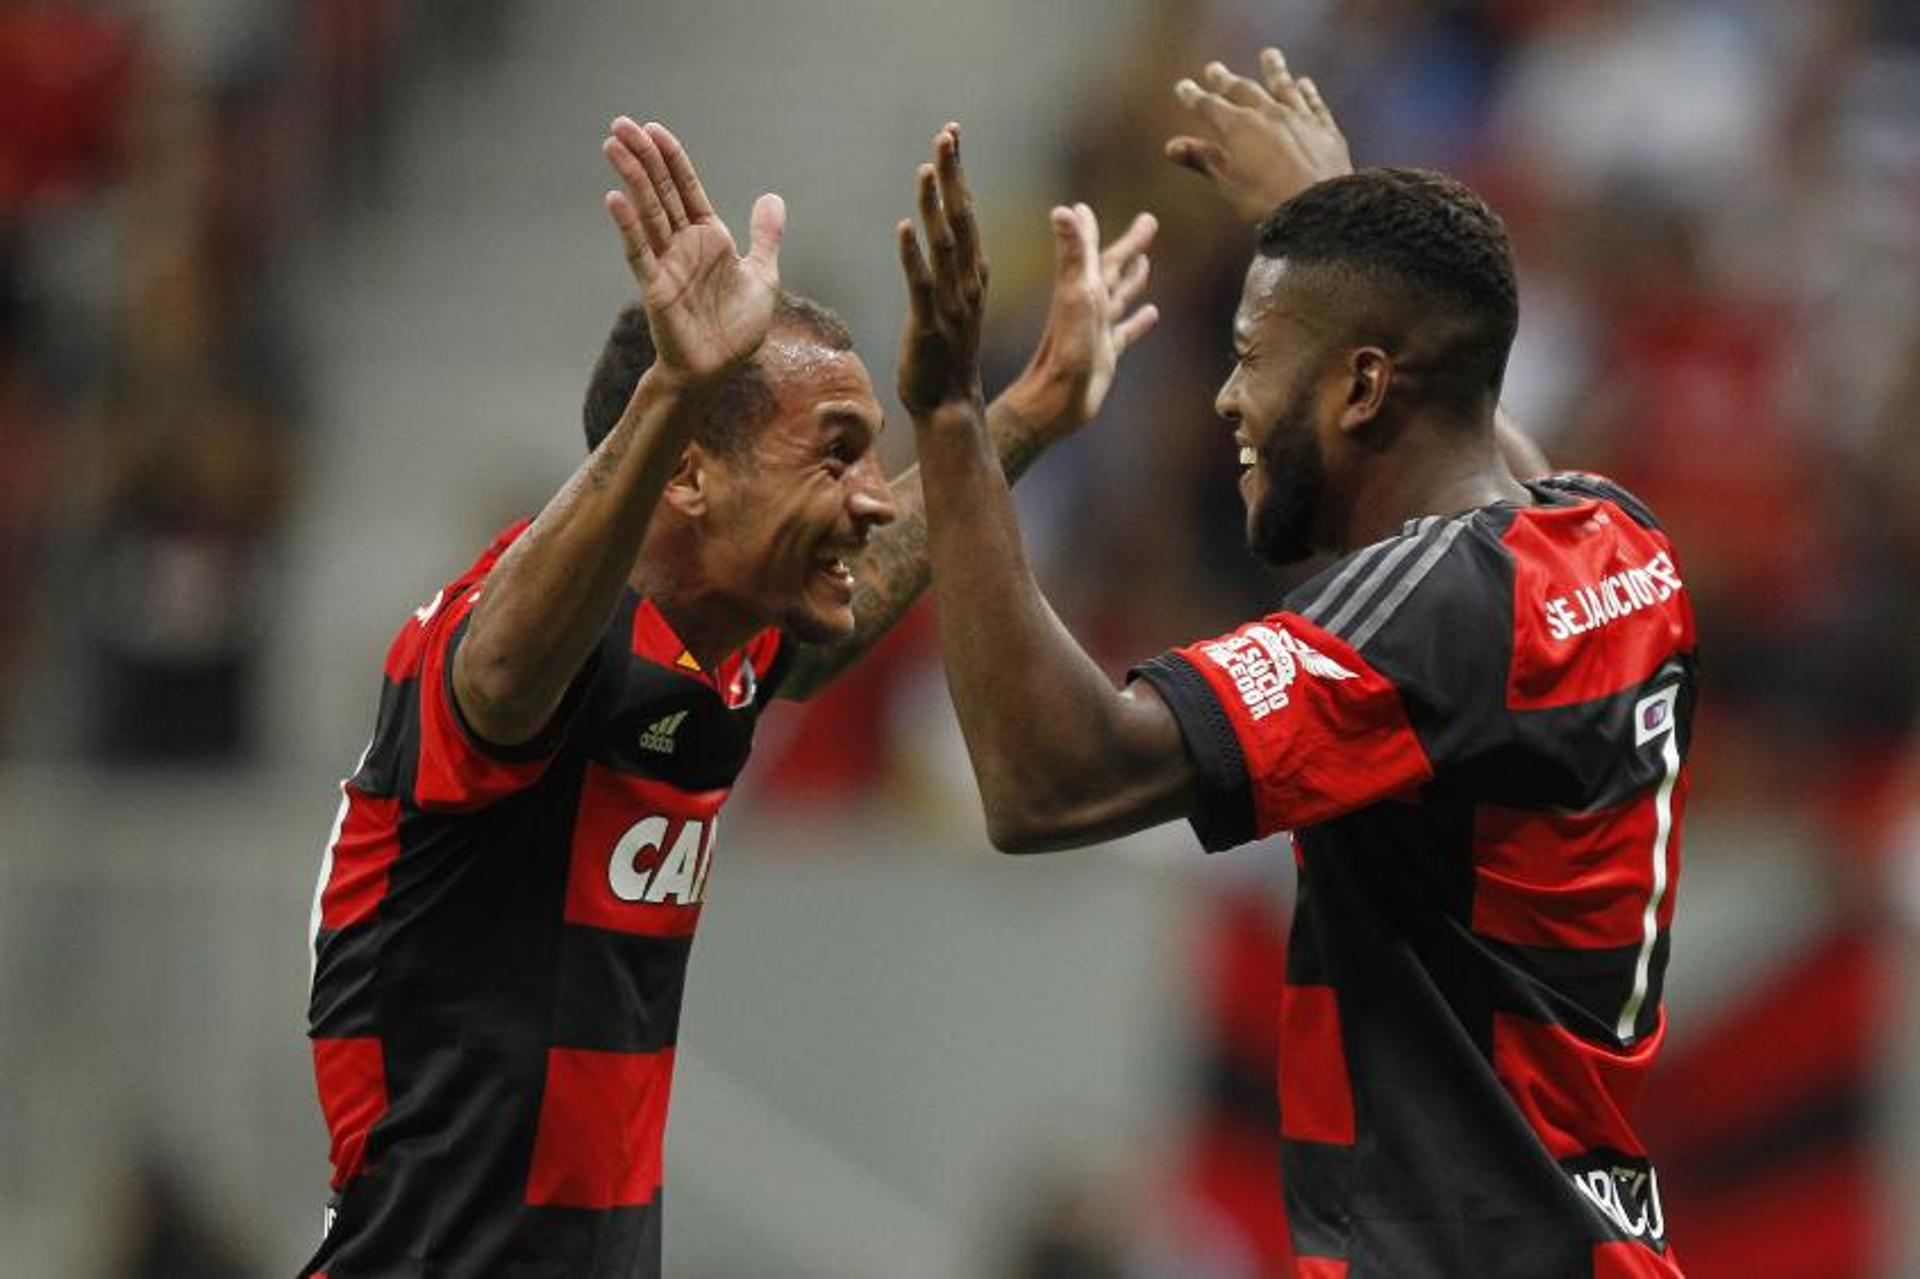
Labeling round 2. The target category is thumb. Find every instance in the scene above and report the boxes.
[747,192,785,277]
[1165,136,1224,176]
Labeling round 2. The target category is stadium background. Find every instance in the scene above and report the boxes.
[3,0,1918,1274]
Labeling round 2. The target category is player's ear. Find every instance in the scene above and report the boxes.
[1338,346,1392,434]
[660,444,710,518]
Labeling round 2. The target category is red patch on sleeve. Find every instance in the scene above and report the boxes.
[525,1047,676,1209]
[319,788,401,930]
[1171,613,1432,834]
[410,587,558,810]
[312,1037,387,1190]
[1470,782,1686,950]
[1279,984,1356,1146]
[1504,504,1695,711]
[1493,1012,1663,1160]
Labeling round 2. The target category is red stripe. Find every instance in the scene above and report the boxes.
[1492,1012,1663,1160]
[525,1047,676,1209]
[1294,1259,1349,1279]
[1279,984,1355,1145]
[1665,1147,1881,1279]
[312,1037,387,1190]
[319,788,401,930]
[564,766,727,938]
[1647,932,1883,1155]
[1592,1241,1686,1278]
[1173,614,1433,835]
[1470,784,1685,949]
[1503,503,1695,711]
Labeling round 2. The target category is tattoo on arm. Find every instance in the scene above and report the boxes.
[778,397,1047,699]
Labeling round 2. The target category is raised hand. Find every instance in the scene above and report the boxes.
[602,117,784,381]
[896,123,988,418]
[1011,205,1160,440]
[1166,48,1353,223]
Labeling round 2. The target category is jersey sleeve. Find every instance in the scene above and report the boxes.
[1131,519,1509,850]
[393,580,591,812]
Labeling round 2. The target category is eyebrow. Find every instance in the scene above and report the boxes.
[817,404,882,435]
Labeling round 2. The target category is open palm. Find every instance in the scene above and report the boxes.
[602,118,784,381]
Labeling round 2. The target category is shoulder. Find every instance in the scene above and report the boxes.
[1285,510,1508,656]
[378,520,532,681]
[1529,471,1665,531]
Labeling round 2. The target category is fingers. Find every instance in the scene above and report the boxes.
[1173,77,1250,135]
[1258,47,1308,114]
[1109,252,1151,319]
[1048,205,1089,287]
[1298,75,1335,127]
[1165,135,1225,176]
[746,191,784,277]
[601,128,674,264]
[613,117,686,230]
[603,189,656,283]
[1099,210,1157,283]
[642,121,717,221]
[1202,60,1272,110]
[1113,302,1160,356]
[933,123,983,284]
[897,217,934,322]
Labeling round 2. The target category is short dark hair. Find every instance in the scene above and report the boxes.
[582,292,855,456]
[1256,167,1519,405]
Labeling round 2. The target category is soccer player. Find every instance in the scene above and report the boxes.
[301,119,1157,1277]
[898,54,1695,1279]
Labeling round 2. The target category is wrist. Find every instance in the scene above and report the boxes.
[914,394,986,432]
[997,367,1072,437]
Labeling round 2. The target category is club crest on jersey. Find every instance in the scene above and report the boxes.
[1202,624,1355,720]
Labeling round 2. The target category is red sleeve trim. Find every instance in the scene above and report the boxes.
[1163,613,1434,835]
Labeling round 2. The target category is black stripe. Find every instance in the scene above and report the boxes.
[1535,473,1664,532]
[1482,935,1667,1045]
[549,926,695,1053]
[309,923,382,1038]
[1342,519,1468,650]
[1281,1138,1354,1262]
[1318,516,1444,639]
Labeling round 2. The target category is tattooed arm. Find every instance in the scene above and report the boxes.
[777,201,1158,701]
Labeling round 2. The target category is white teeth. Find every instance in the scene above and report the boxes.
[1238,446,1257,467]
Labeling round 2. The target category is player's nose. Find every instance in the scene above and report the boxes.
[848,458,897,530]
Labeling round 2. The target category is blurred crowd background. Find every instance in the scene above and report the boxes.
[3,0,1919,1275]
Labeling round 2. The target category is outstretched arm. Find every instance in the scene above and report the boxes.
[454,119,784,744]
[899,125,1198,851]
[776,194,1161,700]
[1169,49,1552,477]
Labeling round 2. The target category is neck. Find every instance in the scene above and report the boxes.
[1334,414,1531,553]
[630,543,761,672]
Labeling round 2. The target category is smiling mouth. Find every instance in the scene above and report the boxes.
[813,555,855,585]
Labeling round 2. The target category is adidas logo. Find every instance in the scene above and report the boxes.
[638,710,688,754]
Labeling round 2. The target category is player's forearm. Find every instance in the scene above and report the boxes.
[777,390,1050,699]
[913,399,1180,851]
[456,366,703,743]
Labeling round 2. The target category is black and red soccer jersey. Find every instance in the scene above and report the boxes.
[303,521,790,1278]
[1134,474,1696,1279]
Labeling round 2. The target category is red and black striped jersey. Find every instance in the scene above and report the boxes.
[302,521,790,1279]
[1134,475,1695,1279]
